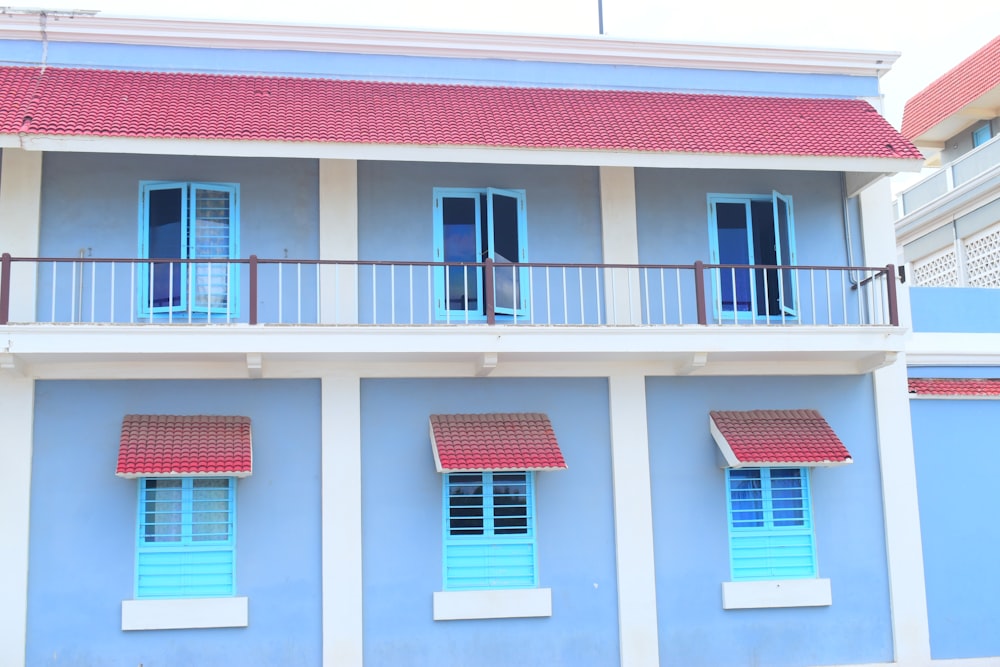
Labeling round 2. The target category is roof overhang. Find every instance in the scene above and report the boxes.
[116,414,253,478]
[710,410,853,468]
[430,413,567,473]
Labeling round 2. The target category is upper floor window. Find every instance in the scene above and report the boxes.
[138,182,240,318]
[972,123,992,148]
[432,187,528,320]
[708,192,796,320]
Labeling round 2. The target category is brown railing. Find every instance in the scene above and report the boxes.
[0,253,898,328]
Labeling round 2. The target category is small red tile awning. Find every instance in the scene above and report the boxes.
[429,413,567,473]
[116,414,253,478]
[710,410,852,468]
[908,378,1000,397]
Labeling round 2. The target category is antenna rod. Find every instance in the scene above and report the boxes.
[598,0,604,35]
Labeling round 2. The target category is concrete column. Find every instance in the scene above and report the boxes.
[319,159,359,324]
[0,149,43,322]
[0,377,35,667]
[600,167,642,325]
[321,375,363,666]
[607,372,660,666]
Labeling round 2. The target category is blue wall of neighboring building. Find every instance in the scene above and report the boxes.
[909,287,1000,333]
[37,152,319,324]
[646,375,892,667]
[27,379,322,667]
[910,396,1000,659]
[360,378,619,667]
[0,39,881,99]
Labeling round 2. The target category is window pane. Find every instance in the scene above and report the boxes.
[143,479,183,543]
[192,478,232,542]
[490,192,521,312]
[770,468,806,526]
[442,197,479,311]
[716,202,752,312]
[448,473,484,535]
[493,473,528,534]
[148,188,184,308]
[729,469,763,528]
[191,188,232,309]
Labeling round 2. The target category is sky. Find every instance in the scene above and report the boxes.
[18,0,1000,129]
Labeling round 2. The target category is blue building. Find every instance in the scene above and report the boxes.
[0,11,955,667]
[895,35,1000,665]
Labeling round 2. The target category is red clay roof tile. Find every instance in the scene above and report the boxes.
[0,66,921,160]
[908,378,1000,396]
[116,414,253,478]
[901,36,1000,140]
[430,413,567,472]
[710,409,852,467]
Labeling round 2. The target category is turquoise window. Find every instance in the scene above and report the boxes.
[973,124,992,148]
[726,467,817,581]
[138,181,240,318]
[136,477,236,598]
[708,192,797,319]
[443,471,537,590]
[432,187,529,320]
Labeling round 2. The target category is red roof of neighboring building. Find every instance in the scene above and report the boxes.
[908,378,1000,396]
[901,36,1000,140]
[710,409,852,467]
[0,65,921,160]
[116,414,253,478]
[429,413,567,472]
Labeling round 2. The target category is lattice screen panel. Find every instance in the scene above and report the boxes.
[912,246,959,286]
[964,222,1000,288]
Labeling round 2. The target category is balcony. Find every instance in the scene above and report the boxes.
[895,133,1000,219]
[0,254,902,378]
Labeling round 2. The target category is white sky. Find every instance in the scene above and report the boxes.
[21,0,1000,128]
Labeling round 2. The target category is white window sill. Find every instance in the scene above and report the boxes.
[121,596,249,631]
[722,579,831,610]
[433,588,552,621]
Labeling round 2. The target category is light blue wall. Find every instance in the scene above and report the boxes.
[27,379,322,667]
[646,375,892,666]
[909,287,1000,333]
[0,39,881,99]
[357,161,603,324]
[908,366,999,379]
[635,169,873,324]
[37,152,319,323]
[910,396,1000,659]
[360,378,619,667]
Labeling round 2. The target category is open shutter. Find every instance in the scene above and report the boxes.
[189,183,238,316]
[772,191,797,317]
[139,182,189,317]
[486,188,528,317]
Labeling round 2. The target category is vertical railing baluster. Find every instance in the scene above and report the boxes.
[129,262,135,324]
[841,271,849,325]
[693,261,707,326]
[609,266,617,325]
[278,263,284,324]
[643,267,650,325]
[825,270,832,325]
[562,266,568,325]
[372,264,377,325]
[390,264,396,325]
[248,255,258,325]
[51,261,58,322]
[70,259,79,323]
[89,261,96,322]
[297,263,302,324]
[546,267,552,325]
[810,269,816,326]
[730,267,739,325]
[109,263,116,323]
[426,265,432,324]
[578,266,585,325]
[529,267,535,324]
[408,264,414,325]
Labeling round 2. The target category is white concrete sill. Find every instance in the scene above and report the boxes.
[433,588,552,620]
[722,579,831,609]
[121,596,249,630]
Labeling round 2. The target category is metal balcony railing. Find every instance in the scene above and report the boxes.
[0,253,898,328]
[895,133,1000,219]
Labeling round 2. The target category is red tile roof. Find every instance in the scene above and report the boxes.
[710,409,852,467]
[430,413,567,472]
[116,414,253,478]
[901,36,1000,140]
[0,66,921,160]
[908,378,1000,397]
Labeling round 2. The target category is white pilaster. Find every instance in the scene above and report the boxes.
[0,377,35,667]
[607,373,660,667]
[321,375,363,666]
[0,149,43,322]
[319,159,359,324]
[871,361,931,664]
[600,167,642,325]
[858,177,911,329]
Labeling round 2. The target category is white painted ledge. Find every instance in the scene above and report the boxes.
[722,579,831,610]
[433,588,552,621]
[121,596,249,631]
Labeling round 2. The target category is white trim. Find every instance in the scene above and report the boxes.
[120,596,248,630]
[0,378,34,667]
[907,333,1000,366]
[321,376,363,667]
[12,134,922,173]
[600,167,642,325]
[319,160,359,324]
[0,14,900,76]
[607,373,660,667]
[870,362,931,663]
[432,588,552,621]
[0,149,43,323]
[721,578,831,609]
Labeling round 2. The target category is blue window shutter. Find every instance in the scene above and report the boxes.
[726,467,816,581]
[486,187,529,317]
[189,183,239,316]
[771,190,797,317]
[136,477,236,599]
[443,471,537,590]
[138,182,189,317]
[972,124,992,147]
